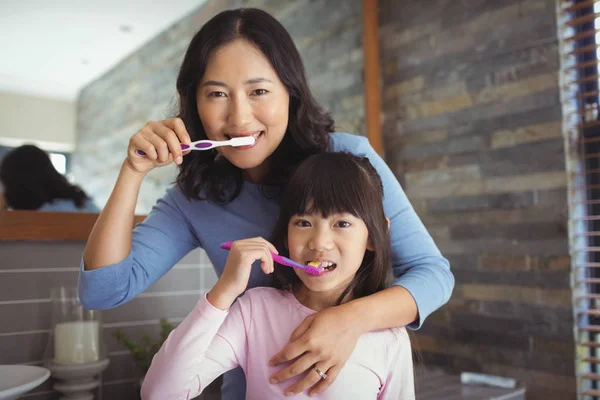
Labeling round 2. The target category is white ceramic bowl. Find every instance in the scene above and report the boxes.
[0,365,50,400]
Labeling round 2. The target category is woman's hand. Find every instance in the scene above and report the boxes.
[207,238,278,310]
[125,118,192,175]
[268,304,363,396]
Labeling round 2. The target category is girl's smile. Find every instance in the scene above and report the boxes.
[305,259,337,273]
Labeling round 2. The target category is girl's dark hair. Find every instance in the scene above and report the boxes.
[0,145,90,210]
[271,152,392,305]
[175,7,334,204]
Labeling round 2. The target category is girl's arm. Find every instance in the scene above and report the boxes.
[141,295,244,400]
[142,237,277,399]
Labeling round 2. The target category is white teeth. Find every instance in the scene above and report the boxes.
[226,132,261,140]
[310,261,334,268]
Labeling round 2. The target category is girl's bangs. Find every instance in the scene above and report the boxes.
[285,157,370,219]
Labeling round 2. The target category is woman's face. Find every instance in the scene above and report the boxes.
[196,39,290,182]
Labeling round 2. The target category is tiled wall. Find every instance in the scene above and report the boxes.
[0,240,218,400]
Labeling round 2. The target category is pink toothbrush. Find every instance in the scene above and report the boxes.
[135,136,255,156]
[220,241,323,275]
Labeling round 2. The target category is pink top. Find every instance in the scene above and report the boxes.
[141,287,415,400]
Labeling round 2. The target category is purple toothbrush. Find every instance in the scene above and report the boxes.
[220,241,323,275]
[135,136,255,156]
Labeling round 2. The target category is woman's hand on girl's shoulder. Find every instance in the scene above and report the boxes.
[125,118,192,175]
[268,304,363,396]
[207,237,277,310]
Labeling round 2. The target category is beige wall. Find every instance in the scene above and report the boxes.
[0,91,76,152]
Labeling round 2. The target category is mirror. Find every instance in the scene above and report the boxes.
[0,3,208,219]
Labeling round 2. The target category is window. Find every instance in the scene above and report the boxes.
[560,1,600,399]
[49,153,67,175]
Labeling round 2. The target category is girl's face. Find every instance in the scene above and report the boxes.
[196,39,290,182]
[287,211,374,297]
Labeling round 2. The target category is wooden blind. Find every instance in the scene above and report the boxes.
[559,1,600,399]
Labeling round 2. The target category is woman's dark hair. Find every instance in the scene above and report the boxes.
[0,145,90,210]
[175,8,334,204]
[271,152,392,305]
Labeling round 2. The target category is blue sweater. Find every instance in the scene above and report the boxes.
[78,132,454,399]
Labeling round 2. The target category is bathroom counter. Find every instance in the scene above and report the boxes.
[416,368,526,400]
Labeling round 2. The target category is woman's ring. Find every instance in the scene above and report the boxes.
[313,367,327,380]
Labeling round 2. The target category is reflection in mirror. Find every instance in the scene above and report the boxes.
[0,2,206,217]
[0,144,99,213]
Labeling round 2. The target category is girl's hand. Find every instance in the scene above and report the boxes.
[207,238,278,310]
[125,118,192,175]
[268,304,362,396]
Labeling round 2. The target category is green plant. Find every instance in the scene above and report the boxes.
[112,318,175,376]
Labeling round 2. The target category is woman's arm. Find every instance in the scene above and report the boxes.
[78,184,199,309]
[84,118,190,270]
[345,285,417,332]
[79,119,197,309]
[355,134,454,328]
[141,296,244,400]
[83,161,145,269]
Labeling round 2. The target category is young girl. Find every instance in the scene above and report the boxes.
[141,152,415,399]
[80,7,452,398]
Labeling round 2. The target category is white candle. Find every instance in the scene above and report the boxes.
[54,321,100,364]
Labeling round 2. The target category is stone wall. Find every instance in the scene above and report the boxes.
[73,0,365,214]
[379,1,575,399]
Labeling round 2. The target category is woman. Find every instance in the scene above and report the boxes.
[79,8,453,399]
[0,144,99,212]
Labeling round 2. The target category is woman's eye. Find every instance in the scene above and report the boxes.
[335,221,351,228]
[252,89,268,95]
[208,91,226,97]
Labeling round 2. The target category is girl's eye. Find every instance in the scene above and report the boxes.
[294,219,311,227]
[335,221,351,228]
[252,89,268,95]
[208,91,226,97]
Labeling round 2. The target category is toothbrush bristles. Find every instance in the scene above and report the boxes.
[305,261,323,275]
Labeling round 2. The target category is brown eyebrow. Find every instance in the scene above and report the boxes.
[245,77,274,84]
[200,77,274,87]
